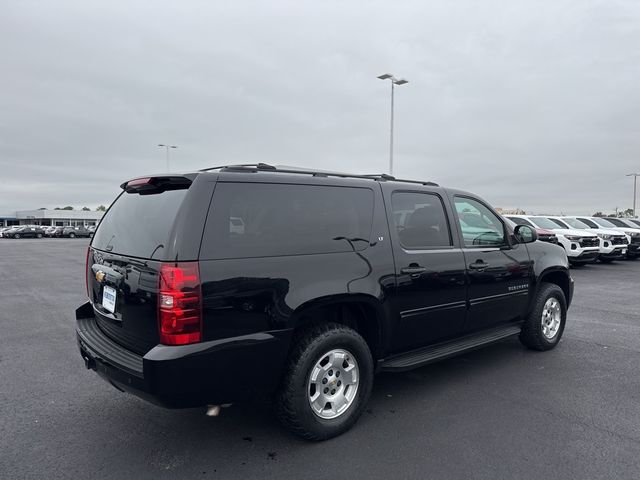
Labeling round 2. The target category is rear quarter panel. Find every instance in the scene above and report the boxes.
[197,178,396,350]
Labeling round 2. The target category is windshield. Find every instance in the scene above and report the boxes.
[506,216,534,228]
[548,218,570,229]
[576,218,597,228]
[592,217,617,228]
[562,218,591,229]
[629,219,640,227]
[605,218,634,228]
[529,217,561,230]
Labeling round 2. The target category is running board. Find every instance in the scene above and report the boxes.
[381,324,522,372]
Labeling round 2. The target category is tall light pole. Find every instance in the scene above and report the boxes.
[157,144,177,172]
[378,73,408,176]
[627,173,640,218]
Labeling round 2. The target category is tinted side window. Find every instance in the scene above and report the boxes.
[391,192,451,248]
[202,183,374,259]
[454,197,505,247]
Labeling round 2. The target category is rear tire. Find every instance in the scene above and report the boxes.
[276,323,373,441]
[14,234,20,239]
[69,233,75,238]
[520,283,566,351]
[36,233,42,238]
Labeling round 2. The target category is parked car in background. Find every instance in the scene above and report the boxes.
[61,226,93,238]
[4,226,45,239]
[604,217,640,231]
[0,226,22,238]
[508,215,599,265]
[504,216,559,245]
[44,226,63,237]
[627,218,640,228]
[555,217,628,263]
[575,216,640,259]
[76,166,572,441]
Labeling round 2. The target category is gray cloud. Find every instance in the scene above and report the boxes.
[1,0,639,215]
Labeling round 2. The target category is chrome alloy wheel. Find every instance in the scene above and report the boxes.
[307,349,359,420]
[541,297,562,340]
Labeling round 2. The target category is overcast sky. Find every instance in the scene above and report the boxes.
[1,0,639,215]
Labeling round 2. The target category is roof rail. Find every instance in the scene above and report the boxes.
[199,163,276,172]
[198,164,438,186]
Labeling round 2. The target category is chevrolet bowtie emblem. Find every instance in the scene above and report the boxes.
[95,270,106,283]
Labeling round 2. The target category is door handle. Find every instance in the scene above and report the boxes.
[469,261,489,270]
[401,266,427,275]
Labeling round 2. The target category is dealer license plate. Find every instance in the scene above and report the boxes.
[102,286,116,313]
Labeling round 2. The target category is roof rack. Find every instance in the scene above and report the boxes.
[198,163,439,187]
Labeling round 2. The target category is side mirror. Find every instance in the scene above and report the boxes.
[514,225,538,244]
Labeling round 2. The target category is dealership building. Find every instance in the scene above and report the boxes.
[0,209,104,228]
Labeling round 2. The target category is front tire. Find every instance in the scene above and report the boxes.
[276,323,373,441]
[69,233,75,238]
[520,283,566,351]
[14,234,20,239]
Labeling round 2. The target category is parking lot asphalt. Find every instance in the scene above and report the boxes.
[1,239,639,480]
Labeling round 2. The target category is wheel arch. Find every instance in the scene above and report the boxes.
[290,294,385,360]
[537,267,572,308]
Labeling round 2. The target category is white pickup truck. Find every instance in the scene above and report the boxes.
[508,215,600,265]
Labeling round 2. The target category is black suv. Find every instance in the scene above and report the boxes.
[5,226,44,238]
[61,226,93,238]
[76,165,573,440]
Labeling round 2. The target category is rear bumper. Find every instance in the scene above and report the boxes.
[75,302,291,408]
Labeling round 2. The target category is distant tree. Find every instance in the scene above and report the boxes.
[96,205,107,212]
[38,207,46,210]
[62,206,74,210]
[81,207,90,211]
[593,212,604,217]
[54,207,62,210]
[623,208,634,217]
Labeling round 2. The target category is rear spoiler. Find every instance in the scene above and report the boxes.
[120,176,193,194]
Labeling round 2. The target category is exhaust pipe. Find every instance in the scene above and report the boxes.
[206,405,221,417]
[205,404,232,417]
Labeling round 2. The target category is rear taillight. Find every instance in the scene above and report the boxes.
[85,247,91,299]
[158,262,202,345]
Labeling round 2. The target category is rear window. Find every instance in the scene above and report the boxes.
[201,183,374,259]
[92,189,188,259]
